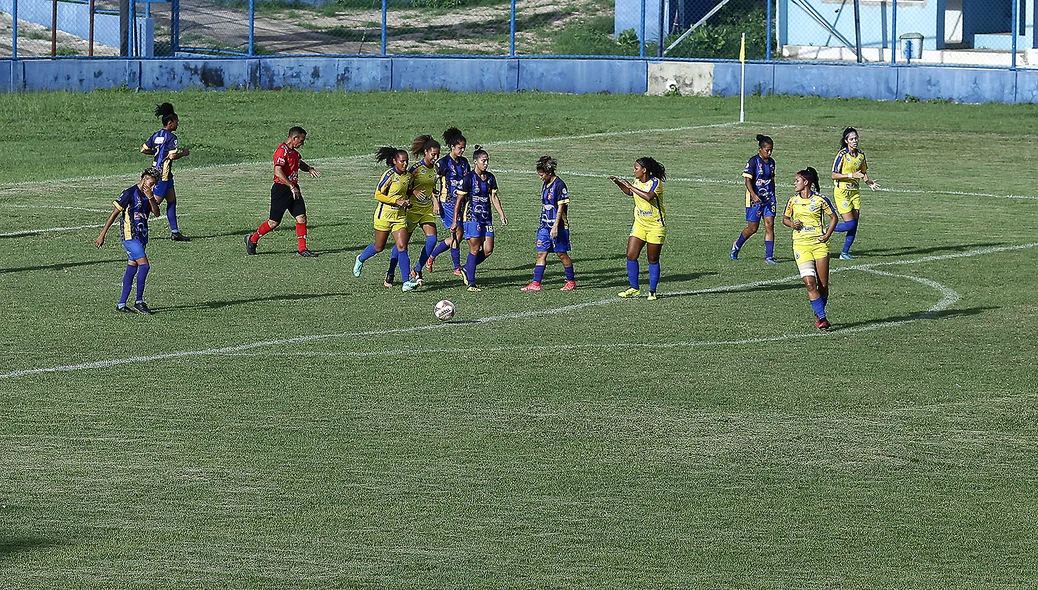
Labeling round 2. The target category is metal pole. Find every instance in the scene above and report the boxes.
[381,0,387,56]
[171,0,179,54]
[129,0,136,57]
[766,0,772,61]
[657,0,665,57]
[248,0,255,56]
[639,0,645,57]
[509,0,515,56]
[120,0,129,56]
[51,0,57,56]
[89,0,95,56]
[852,0,862,62]
[1012,0,1019,69]
[11,0,17,58]
[890,0,896,64]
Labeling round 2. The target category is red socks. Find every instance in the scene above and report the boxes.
[251,221,273,243]
[296,223,307,252]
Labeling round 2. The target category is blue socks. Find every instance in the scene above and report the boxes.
[465,253,478,286]
[476,251,487,265]
[450,246,461,270]
[387,246,399,280]
[648,263,660,293]
[564,265,575,282]
[120,264,135,305]
[430,239,451,260]
[842,231,856,254]
[533,264,545,283]
[834,219,857,232]
[626,259,640,289]
[397,249,411,281]
[765,240,774,259]
[733,234,748,250]
[135,263,149,302]
[358,243,379,263]
[810,297,826,319]
[166,201,179,233]
[415,235,437,274]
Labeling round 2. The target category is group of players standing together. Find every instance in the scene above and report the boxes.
[96,103,877,329]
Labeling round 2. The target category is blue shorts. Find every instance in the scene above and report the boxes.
[440,200,457,230]
[123,238,147,261]
[746,198,776,222]
[535,227,570,253]
[154,176,174,200]
[463,221,494,240]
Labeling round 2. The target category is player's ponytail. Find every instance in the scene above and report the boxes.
[410,134,440,157]
[375,146,405,167]
[536,155,557,176]
[442,127,466,148]
[636,157,667,182]
[756,134,773,147]
[472,145,488,160]
[155,102,177,126]
[841,127,858,149]
[797,167,820,192]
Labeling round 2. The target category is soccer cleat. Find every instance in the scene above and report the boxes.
[170,232,191,242]
[460,267,469,285]
[815,317,831,330]
[647,292,658,301]
[133,301,154,315]
[521,282,542,292]
[730,244,739,261]
[297,249,318,258]
[353,255,364,277]
[764,257,778,264]
[452,268,462,276]
[839,252,854,260]
[116,305,137,314]
[383,280,394,288]
[410,271,425,287]
[560,280,576,291]
[402,280,419,292]
[618,287,641,298]
[426,257,435,272]
[244,234,258,256]
[467,285,483,292]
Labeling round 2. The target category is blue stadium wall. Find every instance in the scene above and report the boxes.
[2,57,1038,104]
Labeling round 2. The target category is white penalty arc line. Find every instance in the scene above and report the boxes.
[2,242,1034,381]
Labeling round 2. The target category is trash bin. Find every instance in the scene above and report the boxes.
[899,33,924,62]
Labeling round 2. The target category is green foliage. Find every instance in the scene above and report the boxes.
[664,5,770,59]
[553,18,658,57]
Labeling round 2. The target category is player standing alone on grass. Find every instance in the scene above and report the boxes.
[245,127,321,257]
[782,167,838,329]
[95,167,162,315]
[610,157,667,301]
[521,155,576,292]
[830,126,879,260]
[730,134,777,263]
[142,102,190,241]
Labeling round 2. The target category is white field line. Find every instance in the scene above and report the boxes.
[0,204,111,213]
[0,224,104,237]
[2,242,1033,381]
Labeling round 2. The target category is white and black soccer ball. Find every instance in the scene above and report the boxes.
[434,300,455,322]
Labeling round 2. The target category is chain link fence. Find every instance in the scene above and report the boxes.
[1,0,1034,68]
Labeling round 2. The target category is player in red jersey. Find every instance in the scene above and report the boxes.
[245,127,321,257]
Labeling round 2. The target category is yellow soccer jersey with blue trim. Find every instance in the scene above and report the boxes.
[832,149,868,193]
[408,161,437,213]
[374,168,410,222]
[632,177,665,228]
[784,192,834,245]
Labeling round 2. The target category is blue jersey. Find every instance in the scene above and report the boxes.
[145,129,179,181]
[437,155,470,203]
[539,176,569,230]
[458,170,498,224]
[743,154,776,206]
[114,184,152,242]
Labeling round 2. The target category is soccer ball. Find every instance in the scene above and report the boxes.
[434,300,455,322]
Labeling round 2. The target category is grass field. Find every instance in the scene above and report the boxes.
[1,90,1037,587]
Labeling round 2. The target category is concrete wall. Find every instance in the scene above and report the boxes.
[1,56,1036,104]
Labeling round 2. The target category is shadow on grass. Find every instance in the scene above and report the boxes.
[0,534,68,560]
[851,242,1006,258]
[834,306,995,331]
[1,259,123,275]
[162,292,351,312]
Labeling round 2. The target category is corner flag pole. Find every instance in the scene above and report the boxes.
[739,32,746,123]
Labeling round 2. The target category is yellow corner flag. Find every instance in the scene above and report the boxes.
[740,32,746,63]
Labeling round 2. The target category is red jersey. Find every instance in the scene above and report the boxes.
[273,143,301,185]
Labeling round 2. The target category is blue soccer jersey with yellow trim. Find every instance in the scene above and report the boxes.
[145,129,180,181]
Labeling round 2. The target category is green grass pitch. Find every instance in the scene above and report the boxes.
[1,90,1037,587]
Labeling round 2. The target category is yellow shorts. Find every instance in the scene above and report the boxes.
[793,239,830,263]
[832,188,861,215]
[373,204,407,233]
[630,223,666,245]
[407,207,438,230]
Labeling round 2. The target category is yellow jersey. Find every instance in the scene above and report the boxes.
[832,149,868,193]
[784,192,835,245]
[631,177,665,228]
[408,160,437,213]
[374,168,410,222]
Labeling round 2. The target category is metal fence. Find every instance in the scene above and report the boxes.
[1,0,1034,69]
